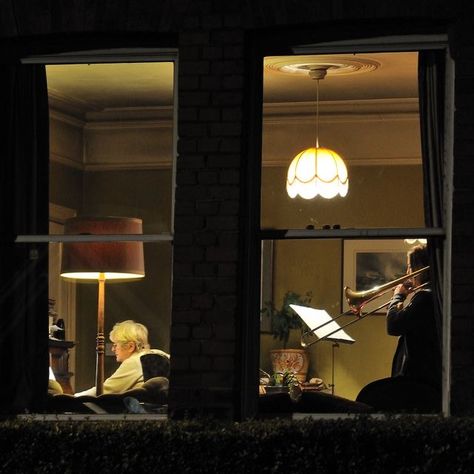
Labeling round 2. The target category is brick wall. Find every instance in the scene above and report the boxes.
[1,0,474,418]
[448,17,474,415]
[169,5,245,417]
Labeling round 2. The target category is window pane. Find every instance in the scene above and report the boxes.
[261,52,424,230]
[49,241,171,396]
[47,62,174,234]
[260,239,402,401]
[46,61,174,412]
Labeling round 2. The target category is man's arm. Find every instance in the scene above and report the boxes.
[387,289,430,336]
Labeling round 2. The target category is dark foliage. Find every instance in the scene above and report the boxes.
[261,291,312,347]
[1,416,474,473]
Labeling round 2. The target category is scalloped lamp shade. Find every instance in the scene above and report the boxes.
[286,146,349,199]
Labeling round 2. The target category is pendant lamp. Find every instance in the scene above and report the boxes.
[286,67,349,199]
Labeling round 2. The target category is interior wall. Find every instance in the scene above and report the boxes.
[75,241,172,389]
[78,170,173,389]
[262,164,424,229]
[49,114,83,211]
[260,165,423,399]
[260,107,425,401]
[49,99,174,391]
[82,169,172,234]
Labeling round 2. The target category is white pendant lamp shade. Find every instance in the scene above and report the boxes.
[286,66,349,200]
[286,146,349,199]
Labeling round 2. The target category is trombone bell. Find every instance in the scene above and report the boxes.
[344,266,429,312]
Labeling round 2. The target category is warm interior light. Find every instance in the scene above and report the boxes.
[404,238,427,245]
[287,147,349,199]
[286,67,349,200]
[60,216,145,395]
[60,271,144,280]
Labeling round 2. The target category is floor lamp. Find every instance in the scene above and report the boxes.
[60,216,145,395]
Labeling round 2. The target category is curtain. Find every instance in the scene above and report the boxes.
[418,50,445,348]
[0,64,49,413]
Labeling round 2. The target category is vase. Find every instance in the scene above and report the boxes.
[270,348,309,383]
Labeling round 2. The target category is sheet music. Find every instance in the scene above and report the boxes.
[290,304,355,344]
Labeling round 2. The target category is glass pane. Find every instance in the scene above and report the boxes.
[46,61,173,414]
[47,62,174,234]
[259,238,415,402]
[49,241,171,402]
[261,52,425,230]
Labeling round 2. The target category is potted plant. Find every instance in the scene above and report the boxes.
[261,290,312,382]
[264,368,302,400]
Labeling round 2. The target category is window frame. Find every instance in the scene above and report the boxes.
[246,34,454,418]
[19,47,179,245]
[17,48,179,415]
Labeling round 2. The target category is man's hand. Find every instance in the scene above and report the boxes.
[393,282,409,298]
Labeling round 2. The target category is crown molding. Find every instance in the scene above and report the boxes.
[263,98,419,124]
[49,93,173,127]
[264,155,421,168]
[84,120,172,131]
[48,90,93,121]
[85,105,173,123]
[50,152,172,171]
[50,152,84,170]
[49,108,85,129]
[83,162,172,171]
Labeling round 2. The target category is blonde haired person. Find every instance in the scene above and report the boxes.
[75,320,169,397]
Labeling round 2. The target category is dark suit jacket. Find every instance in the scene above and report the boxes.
[387,288,441,389]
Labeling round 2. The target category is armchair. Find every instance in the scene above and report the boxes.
[46,352,170,414]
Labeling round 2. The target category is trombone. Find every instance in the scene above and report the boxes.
[300,266,430,347]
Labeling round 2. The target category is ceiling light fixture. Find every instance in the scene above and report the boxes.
[286,67,349,200]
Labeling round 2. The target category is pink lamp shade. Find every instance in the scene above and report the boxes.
[60,216,145,281]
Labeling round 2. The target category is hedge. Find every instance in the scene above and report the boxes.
[1,416,474,473]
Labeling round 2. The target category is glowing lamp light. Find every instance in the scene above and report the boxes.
[286,66,349,200]
[404,238,427,245]
[286,146,349,199]
[60,216,145,395]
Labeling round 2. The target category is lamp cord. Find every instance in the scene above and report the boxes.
[315,78,320,150]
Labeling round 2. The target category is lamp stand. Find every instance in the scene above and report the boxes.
[329,342,339,395]
[96,272,106,395]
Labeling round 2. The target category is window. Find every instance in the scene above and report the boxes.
[15,50,177,414]
[256,36,453,415]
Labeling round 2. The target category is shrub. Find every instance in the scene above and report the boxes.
[0,416,473,473]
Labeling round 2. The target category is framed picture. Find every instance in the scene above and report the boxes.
[342,239,414,315]
[260,240,274,332]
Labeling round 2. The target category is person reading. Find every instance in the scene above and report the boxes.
[75,320,169,397]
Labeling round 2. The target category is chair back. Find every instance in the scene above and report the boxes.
[140,353,170,381]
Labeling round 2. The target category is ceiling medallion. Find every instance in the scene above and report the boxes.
[265,55,380,77]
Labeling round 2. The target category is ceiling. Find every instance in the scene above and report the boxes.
[264,52,418,103]
[45,52,418,116]
[46,62,175,114]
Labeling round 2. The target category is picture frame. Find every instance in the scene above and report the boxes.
[342,239,414,315]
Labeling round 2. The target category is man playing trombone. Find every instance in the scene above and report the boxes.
[356,244,442,412]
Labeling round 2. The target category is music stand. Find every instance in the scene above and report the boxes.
[290,304,355,394]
